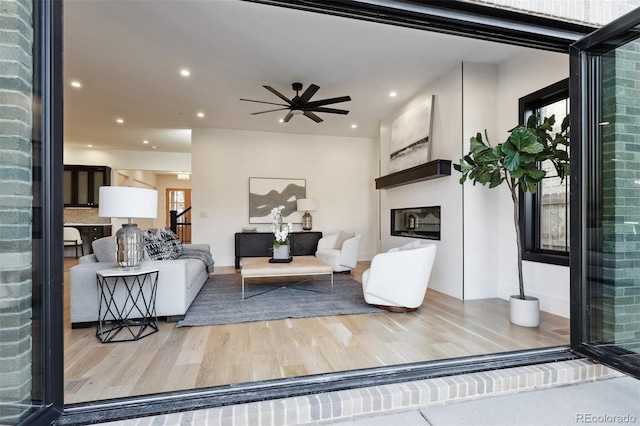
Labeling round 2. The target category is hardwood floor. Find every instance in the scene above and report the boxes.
[63,258,569,404]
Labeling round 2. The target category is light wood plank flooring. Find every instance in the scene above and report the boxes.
[63,258,569,404]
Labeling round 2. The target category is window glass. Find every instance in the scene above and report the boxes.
[538,99,570,252]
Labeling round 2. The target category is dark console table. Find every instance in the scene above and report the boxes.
[234,231,322,268]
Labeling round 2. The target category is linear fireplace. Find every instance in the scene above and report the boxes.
[391,206,441,240]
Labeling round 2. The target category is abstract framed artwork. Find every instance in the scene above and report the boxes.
[389,95,435,173]
[249,177,306,224]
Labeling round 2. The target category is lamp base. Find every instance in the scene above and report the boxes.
[302,211,313,231]
[116,223,145,268]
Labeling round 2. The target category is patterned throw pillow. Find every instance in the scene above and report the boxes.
[160,228,183,259]
[143,228,172,260]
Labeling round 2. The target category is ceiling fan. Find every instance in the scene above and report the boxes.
[240,82,351,123]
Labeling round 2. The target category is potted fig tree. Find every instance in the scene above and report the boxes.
[454,114,570,327]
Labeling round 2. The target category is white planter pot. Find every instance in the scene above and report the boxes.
[273,244,290,260]
[509,295,540,327]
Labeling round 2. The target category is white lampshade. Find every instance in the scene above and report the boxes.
[99,186,158,219]
[297,198,318,212]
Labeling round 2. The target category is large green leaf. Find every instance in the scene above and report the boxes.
[503,150,521,171]
[526,169,546,181]
[508,127,543,154]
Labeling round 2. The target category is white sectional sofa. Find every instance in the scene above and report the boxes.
[70,236,212,327]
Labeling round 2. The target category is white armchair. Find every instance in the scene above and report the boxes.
[64,226,84,258]
[362,243,436,312]
[315,232,361,272]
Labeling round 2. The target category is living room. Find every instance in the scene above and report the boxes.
[62,0,571,405]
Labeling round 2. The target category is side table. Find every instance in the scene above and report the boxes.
[96,265,160,343]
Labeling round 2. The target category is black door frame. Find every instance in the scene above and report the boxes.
[32,1,607,424]
[569,7,640,379]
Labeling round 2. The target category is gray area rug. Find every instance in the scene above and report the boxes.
[176,273,383,327]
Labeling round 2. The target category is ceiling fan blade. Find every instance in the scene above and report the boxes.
[297,84,320,105]
[304,111,323,123]
[264,86,291,103]
[250,108,289,115]
[304,95,351,109]
[308,107,349,115]
[240,98,289,107]
[282,111,294,122]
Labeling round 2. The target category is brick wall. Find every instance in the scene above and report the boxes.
[0,0,34,423]
[600,41,640,345]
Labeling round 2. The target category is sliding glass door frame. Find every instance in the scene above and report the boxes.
[570,8,640,379]
[33,1,617,424]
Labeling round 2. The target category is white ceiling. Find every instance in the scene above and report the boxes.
[63,0,533,153]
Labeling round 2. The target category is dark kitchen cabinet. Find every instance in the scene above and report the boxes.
[63,165,111,207]
[78,225,112,255]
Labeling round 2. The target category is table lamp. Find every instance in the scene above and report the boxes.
[297,198,318,231]
[98,186,158,268]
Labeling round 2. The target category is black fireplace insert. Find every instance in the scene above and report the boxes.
[391,206,441,240]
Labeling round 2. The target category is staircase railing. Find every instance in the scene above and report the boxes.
[170,206,192,244]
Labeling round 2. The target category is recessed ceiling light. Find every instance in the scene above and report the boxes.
[180,69,190,77]
[197,112,204,118]
[143,140,149,144]
[116,118,124,124]
[279,119,284,123]
[87,144,93,148]
[351,124,357,129]
[152,146,157,149]
[389,92,397,97]
[71,81,82,88]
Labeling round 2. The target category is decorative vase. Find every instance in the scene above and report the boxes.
[273,244,290,260]
[509,295,540,327]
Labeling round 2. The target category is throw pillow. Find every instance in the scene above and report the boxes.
[398,240,422,251]
[334,231,355,250]
[143,229,172,260]
[92,236,116,262]
[160,228,183,259]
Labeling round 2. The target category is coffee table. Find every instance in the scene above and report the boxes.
[240,256,333,299]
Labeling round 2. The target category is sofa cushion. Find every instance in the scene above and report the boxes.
[92,236,116,262]
[334,231,355,249]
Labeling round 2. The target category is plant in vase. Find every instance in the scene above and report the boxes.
[270,205,293,259]
[454,114,569,327]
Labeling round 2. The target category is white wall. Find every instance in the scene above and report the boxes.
[379,64,464,299]
[461,63,501,300]
[377,52,570,318]
[497,49,570,317]
[63,147,191,172]
[191,128,378,267]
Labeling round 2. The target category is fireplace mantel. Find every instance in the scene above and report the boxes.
[375,159,451,189]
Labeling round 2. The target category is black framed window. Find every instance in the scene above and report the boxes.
[519,79,570,266]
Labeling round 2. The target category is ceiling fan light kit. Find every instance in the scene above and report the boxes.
[240,82,351,123]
